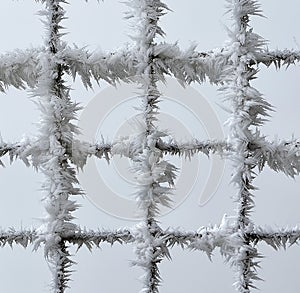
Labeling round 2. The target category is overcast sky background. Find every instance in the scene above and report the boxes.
[0,0,300,292]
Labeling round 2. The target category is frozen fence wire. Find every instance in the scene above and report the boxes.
[0,0,300,292]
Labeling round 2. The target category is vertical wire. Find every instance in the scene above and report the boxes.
[225,0,272,291]
[34,1,80,292]
[127,1,175,292]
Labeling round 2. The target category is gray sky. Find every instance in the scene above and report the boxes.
[0,0,300,292]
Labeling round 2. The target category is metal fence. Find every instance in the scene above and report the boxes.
[0,0,300,292]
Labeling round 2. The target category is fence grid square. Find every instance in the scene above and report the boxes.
[0,0,300,292]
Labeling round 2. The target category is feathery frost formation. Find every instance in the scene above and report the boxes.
[125,1,177,291]
[0,0,299,292]
[222,0,271,291]
[31,1,81,291]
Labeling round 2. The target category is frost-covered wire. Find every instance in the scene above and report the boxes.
[221,0,273,291]
[156,139,231,158]
[63,228,134,250]
[248,226,300,250]
[0,48,42,91]
[153,43,230,84]
[246,135,300,177]
[31,1,82,292]
[125,1,179,292]
[257,49,300,68]
[0,1,300,293]
[0,228,37,247]
[61,45,135,87]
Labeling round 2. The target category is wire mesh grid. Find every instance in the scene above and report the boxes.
[0,0,300,292]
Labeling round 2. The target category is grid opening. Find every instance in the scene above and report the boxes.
[65,1,128,50]
[70,244,140,293]
[253,168,300,226]
[0,246,49,293]
[159,247,234,293]
[0,88,38,141]
[0,2,43,51]
[256,243,300,293]
[160,0,226,50]
[252,0,300,49]
[0,159,42,228]
[254,66,300,138]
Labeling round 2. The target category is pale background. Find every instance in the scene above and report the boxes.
[0,1,300,292]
